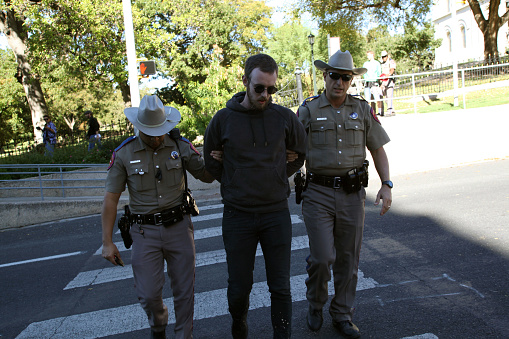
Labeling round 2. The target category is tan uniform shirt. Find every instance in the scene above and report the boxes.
[106,134,208,214]
[298,93,390,177]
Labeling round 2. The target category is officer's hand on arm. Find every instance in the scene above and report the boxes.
[370,146,392,216]
[210,150,223,163]
[101,191,123,266]
[286,150,298,163]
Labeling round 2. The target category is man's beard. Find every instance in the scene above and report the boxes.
[246,88,269,111]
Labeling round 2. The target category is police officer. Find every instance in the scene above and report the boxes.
[297,50,393,338]
[101,95,215,339]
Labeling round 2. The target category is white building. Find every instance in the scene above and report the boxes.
[432,0,509,67]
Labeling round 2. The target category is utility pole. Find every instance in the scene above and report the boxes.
[122,0,140,108]
[451,0,459,107]
[308,33,317,96]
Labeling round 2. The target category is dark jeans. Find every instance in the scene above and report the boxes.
[222,205,292,338]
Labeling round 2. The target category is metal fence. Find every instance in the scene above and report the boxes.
[0,118,134,158]
[348,61,509,113]
[0,164,108,200]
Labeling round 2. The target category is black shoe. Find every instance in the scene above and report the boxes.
[150,329,166,339]
[306,306,323,332]
[232,319,248,339]
[332,320,360,338]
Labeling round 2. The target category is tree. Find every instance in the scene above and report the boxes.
[20,0,169,108]
[0,48,32,145]
[392,22,442,71]
[298,0,433,36]
[154,0,272,105]
[266,19,311,78]
[0,0,50,143]
[466,0,509,61]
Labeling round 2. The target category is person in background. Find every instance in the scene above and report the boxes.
[84,110,102,151]
[39,115,57,157]
[298,50,393,338]
[362,51,383,116]
[380,50,397,116]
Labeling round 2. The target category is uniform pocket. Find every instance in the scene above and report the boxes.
[165,158,183,185]
[310,121,335,145]
[126,164,153,191]
[344,120,365,146]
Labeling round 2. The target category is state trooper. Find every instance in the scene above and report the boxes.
[101,95,215,339]
[297,50,393,338]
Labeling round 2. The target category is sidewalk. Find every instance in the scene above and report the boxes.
[1,104,508,229]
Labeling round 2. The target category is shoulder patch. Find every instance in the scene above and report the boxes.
[300,95,320,107]
[180,137,200,155]
[370,107,381,125]
[108,135,137,170]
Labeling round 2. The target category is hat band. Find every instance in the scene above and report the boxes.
[136,108,178,128]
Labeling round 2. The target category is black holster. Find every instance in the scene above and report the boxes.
[118,205,133,249]
[294,170,306,204]
[342,160,369,194]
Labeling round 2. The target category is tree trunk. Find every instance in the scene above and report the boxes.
[117,78,132,108]
[468,0,509,63]
[483,27,499,62]
[0,8,49,144]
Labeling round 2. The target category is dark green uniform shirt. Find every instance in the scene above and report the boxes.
[298,92,390,177]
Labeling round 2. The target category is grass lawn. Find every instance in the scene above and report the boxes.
[393,85,509,114]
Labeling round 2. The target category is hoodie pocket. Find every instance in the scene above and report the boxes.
[224,167,288,205]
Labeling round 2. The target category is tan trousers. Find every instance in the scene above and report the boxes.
[302,183,366,322]
[130,215,195,339]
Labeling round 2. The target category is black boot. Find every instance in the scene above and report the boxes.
[150,329,166,339]
[306,306,323,331]
[232,317,248,339]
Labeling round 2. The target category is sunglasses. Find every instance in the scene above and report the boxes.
[328,72,353,82]
[253,84,278,95]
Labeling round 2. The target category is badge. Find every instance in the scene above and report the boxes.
[350,112,359,119]
[171,151,179,159]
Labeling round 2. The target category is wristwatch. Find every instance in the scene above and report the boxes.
[382,180,393,189]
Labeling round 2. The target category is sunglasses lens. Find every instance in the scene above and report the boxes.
[254,85,277,94]
[328,72,352,82]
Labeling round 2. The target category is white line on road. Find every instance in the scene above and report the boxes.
[0,251,86,269]
[17,272,378,338]
[67,235,310,290]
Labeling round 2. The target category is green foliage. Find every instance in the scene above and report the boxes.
[158,48,244,143]
[300,0,433,34]
[266,19,311,78]
[0,135,129,165]
[0,49,33,144]
[154,0,272,105]
[392,22,442,71]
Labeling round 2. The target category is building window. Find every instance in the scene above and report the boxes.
[460,25,467,48]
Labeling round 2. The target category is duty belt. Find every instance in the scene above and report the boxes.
[308,172,345,189]
[130,205,185,226]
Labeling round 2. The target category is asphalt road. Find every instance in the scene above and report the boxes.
[0,159,508,339]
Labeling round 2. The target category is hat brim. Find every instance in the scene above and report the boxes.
[124,106,181,136]
[314,60,367,76]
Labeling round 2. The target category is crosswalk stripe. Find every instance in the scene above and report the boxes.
[18,272,378,338]
[66,235,310,290]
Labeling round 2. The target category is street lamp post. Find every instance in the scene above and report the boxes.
[308,33,317,96]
